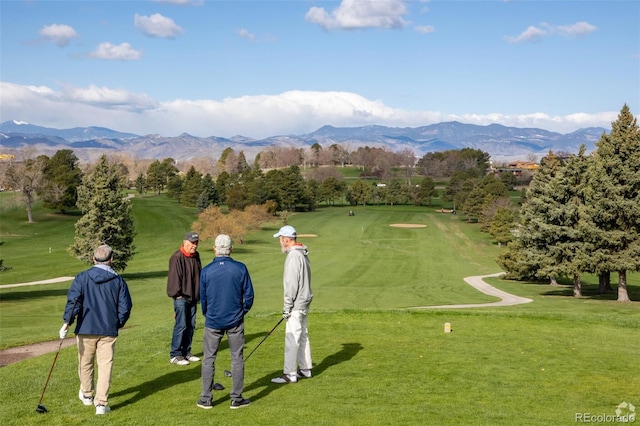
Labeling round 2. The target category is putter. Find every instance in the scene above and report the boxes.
[224,317,284,377]
[36,297,78,414]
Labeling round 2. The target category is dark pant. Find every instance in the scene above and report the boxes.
[170,298,196,358]
[200,322,245,402]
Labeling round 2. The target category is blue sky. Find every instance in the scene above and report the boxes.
[1,0,638,139]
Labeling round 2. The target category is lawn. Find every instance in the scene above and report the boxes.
[1,194,639,425]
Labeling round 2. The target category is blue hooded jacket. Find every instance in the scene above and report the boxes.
[63,265,133,337]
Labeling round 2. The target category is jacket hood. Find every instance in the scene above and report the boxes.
[88,265,119,284]
[289,244,309,256]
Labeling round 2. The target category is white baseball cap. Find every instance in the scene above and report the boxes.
[273,225,297,238]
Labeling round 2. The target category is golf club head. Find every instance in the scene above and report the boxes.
[224,370,232,377]
[36,404,48,414]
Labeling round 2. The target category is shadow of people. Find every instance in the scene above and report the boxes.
[109,329,283,409]
[242,342,363,403]
[109,364,202,409]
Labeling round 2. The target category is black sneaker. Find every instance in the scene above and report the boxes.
[197,399,213,410]
[230,398,251,409]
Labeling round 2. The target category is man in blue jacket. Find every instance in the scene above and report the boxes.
[197,234,254,410]
[60,244,133,415]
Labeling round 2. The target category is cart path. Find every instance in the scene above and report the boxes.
[412,272,533,309]
[0,272,531,366]
[0,276,75,288]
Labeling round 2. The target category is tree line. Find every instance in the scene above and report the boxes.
[497,104,639,302]
[2,104,636,302]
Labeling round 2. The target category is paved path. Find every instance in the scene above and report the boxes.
[414,272,533,309]
[0,277,75,289]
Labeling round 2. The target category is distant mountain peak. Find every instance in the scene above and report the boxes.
[0,119,609,163]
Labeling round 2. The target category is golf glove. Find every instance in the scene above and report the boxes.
[282,311,291,320]
[59,324,68,339]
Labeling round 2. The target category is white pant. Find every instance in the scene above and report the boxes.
[283,310,312,375]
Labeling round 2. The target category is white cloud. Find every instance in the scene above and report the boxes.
[506,21,597,43]
[237,28,256,41]
[555,21,597,37]
[90,42,142,60]
[414,25,435,34]
[134,13,183,38]
[0,81,619,140]
[306,0,409,31]
[505,25,548,43]
[38,24,78,47]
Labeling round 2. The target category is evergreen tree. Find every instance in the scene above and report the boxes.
[69,155,136,271]
[180,166,203,207]
[146,158,178,195]
[40,149,83,213]
[279,166,306,210]
[537,146,591,296]
[166,175,183,200]
[489,207,515,246]
[134,173,147,196]
[348,180,373,206]
[501,151,564,282]
[412,176,436,206]
[583,104,640,301]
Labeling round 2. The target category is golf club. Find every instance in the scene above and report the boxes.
[36,297,78,414]
[224,317,284,377]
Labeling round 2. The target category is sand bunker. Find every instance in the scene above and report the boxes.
[389,224,427,228]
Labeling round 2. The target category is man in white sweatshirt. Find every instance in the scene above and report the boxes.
[271,225,313,384]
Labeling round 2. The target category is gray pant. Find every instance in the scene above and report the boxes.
[200,322,245,402]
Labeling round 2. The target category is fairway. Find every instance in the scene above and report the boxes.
[1,195,639,425]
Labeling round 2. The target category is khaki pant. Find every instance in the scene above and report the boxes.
[77,335,117,406]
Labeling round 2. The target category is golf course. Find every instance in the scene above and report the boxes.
[1,193,639,425]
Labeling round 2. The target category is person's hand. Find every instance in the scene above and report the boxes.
[282,311,290,320]
[59,323,69,339]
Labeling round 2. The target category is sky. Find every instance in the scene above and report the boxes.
[1,0,639,140]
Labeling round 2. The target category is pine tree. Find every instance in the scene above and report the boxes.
[68,155,136,271]
[180,166,203,207]
[503,151,564,282]
[583,104,640,301]
[536,146,591,297]
[40,149,83,213]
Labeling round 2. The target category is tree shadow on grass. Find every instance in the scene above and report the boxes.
[541,283,640,301]
[0,288,68,301]
[121,270,169,280]
[243,342,363,403]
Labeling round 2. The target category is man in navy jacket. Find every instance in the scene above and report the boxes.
[197,234,254,410]
[60,244,132,415]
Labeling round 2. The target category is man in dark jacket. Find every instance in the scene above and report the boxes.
[60,244,133,415]
[167,231,202,365]
[197,234,254,410]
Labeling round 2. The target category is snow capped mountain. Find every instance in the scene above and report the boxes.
[0,120,608,163]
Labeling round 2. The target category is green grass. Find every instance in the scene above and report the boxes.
[1,194,639,425]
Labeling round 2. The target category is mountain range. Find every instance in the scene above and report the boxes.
[0,119,608,163]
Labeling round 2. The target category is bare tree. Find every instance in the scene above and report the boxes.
[3,148,47,223]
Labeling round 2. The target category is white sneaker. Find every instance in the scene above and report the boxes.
[96,405,111,415]
[170,356,190,365]
[78,389,94,406]
[297,369,312,379]
[271,373,297,384]
[186,353,200,362]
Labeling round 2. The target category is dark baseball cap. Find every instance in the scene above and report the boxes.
[184,231,199,242]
